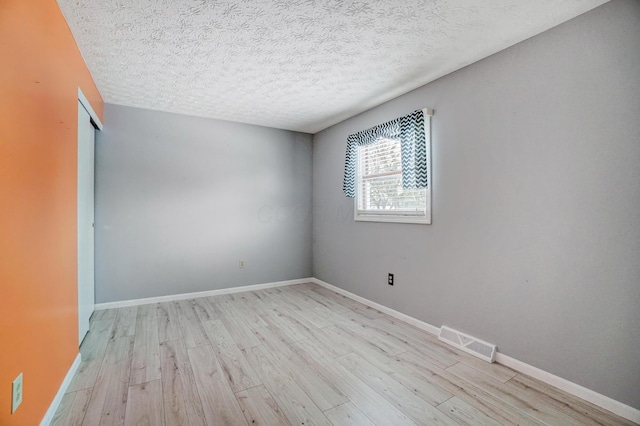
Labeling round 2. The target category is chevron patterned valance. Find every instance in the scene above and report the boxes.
[343,109,428,198]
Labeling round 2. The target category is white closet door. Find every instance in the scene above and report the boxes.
[77,100,95,345]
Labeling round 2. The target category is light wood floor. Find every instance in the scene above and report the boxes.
[53,283,634,426]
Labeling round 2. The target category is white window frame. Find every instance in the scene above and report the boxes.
[354,109,431,224]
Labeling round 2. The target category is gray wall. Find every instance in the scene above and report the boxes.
[95,104,312,303]
[312,0,640,410]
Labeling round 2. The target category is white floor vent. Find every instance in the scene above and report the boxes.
[438,326,497,363]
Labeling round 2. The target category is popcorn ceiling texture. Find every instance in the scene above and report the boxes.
[58,0,606,133]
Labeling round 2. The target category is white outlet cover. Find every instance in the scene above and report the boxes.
[12,372,23,413]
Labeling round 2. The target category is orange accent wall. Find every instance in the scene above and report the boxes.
[0,0,104,424]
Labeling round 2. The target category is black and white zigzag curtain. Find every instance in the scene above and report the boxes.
[343,109,427,198]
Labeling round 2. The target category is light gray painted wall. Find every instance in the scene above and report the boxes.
[312,0,640,409]
[95,104,312,303]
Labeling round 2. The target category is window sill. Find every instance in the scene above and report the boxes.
[355,213,431,225]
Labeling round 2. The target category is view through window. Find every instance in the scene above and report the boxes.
[356,137,427,219]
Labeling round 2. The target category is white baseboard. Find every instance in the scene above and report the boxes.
[94,278,312,310]
[494,353,640,424]
[40,353,82,426]
[310,278,640,424]
[311,278,440,335]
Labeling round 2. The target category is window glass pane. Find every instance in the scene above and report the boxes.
[361,138,401,176]
[357,137,426,215]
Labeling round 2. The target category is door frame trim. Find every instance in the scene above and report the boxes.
[77,88,100,346]
[78,87,103,130]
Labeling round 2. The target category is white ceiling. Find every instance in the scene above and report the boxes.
[59,0,607,134]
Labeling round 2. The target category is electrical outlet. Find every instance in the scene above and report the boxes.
[239,260,245,268]
[12,373,23,414]
[388,273,394,286]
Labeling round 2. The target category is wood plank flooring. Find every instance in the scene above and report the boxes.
[53,283,635,426]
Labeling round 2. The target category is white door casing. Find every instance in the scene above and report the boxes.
[77,99,96,345]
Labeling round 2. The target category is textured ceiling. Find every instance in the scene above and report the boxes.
[58,0,607,133]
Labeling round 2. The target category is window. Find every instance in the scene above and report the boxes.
[356,137,429,223]
[344,108,432,224]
